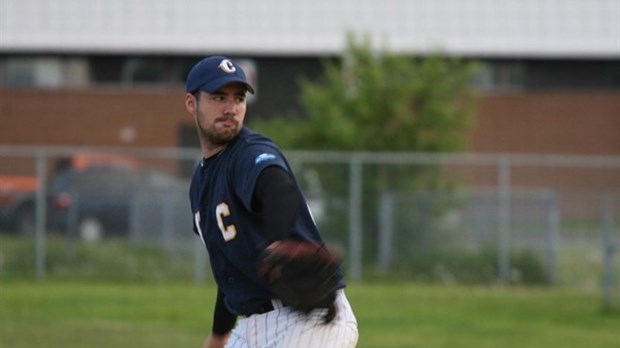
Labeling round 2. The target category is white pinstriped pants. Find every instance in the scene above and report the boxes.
[225,290,358,348]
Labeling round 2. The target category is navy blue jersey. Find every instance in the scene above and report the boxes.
[189,127,345,316]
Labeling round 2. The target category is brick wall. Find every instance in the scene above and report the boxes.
[0,88,189,148]
[470,92,619,155]
[1,88,618,156]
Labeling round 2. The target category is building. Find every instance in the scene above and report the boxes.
[1,0,618,155]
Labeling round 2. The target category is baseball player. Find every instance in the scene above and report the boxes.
[184,56,359,348]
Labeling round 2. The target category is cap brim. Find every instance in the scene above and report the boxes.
[199,76,255,94]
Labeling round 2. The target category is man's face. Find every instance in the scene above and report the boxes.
[187,83,247,146]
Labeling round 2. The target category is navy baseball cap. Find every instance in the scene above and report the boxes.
[185,56,255,94]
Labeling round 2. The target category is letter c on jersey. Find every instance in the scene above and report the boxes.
[216,202,237,241]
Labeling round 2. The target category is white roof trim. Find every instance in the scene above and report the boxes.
[2,0,619,58]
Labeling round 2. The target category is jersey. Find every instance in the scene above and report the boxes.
[189,127,345,316]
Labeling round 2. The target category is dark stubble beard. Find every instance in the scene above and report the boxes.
[196,116,240,146]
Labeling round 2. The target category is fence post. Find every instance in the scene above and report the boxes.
[348,157,363,282]
[162,193,174,252]
[601,194,616,313]
[34,150,47,280]
[545,191,559,284]
[497,157,511,283]
[378,192,395,274]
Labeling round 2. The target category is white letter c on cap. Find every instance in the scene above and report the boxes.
[218,60,236,73]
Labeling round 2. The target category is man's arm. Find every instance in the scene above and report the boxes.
[204,288,236,348]
[253,166,301,243]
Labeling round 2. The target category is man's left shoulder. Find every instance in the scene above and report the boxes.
[237,128,282,155]
[232,128,285,167]
[239,127,277,146]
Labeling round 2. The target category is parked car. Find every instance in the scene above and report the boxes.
[0,176,39,234]
[0,154,188,241]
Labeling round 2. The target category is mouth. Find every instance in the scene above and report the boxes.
[217,118,237,128]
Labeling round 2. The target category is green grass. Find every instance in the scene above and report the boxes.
[0,235,199,283]
[0,234,618,347]
[1,281,618,348]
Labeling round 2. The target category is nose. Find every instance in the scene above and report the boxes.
[223,98,237,115]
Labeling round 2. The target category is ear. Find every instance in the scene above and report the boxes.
[185,93,197,115]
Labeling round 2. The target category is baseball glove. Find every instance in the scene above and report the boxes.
[258,240,342,323]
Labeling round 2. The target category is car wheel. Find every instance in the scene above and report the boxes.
[79,217,104,242]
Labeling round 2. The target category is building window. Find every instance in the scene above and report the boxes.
[121,58,170,85]
[0,57,90,88]
[472,61,525,92]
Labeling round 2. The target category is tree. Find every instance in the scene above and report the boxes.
[251,36,478,152]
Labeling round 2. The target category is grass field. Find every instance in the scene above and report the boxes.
[1,281,618,348]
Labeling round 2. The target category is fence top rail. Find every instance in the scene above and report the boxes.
[0,145,201,161]
[286,150,620,168]
[1,145,619,168]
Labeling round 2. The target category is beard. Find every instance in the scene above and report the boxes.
[196,116,241,146]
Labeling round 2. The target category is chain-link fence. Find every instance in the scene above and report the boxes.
[1,146,618,305]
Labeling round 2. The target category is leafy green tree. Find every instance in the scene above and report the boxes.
[252,37,477,152]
